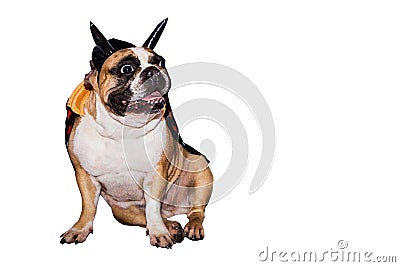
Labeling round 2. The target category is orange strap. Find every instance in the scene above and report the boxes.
[67,81,91,116]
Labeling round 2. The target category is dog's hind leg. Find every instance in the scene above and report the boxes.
[184,167,213,241]
[111,204,184,243]
[111,204,147,227]
[111,204,184,244]
[164,220,184,243]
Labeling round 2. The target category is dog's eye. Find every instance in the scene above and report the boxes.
[120,64,134,74]
[149,55,166,68]
[159,58,165,68]
[156,57,166,68]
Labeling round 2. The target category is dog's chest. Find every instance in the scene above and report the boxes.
[72,112,166,199]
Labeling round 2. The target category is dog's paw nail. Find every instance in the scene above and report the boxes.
[60,226,92,245]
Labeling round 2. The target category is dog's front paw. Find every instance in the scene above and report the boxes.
[184,219,204,241]
[60,224,93,244]
[147,224,174,249]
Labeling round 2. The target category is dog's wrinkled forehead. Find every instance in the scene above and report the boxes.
[90,18,168,72]
[101,47,164,71]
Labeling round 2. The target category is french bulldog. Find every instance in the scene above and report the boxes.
[61,18,213,248]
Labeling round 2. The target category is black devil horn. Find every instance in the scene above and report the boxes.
[142,18,168,49]
[90,21,115,56]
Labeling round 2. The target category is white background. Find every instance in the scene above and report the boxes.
[0,0,399,266]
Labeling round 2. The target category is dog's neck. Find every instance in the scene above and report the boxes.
[87,93,163,140]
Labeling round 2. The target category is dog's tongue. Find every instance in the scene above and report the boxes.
[142,91,162,101]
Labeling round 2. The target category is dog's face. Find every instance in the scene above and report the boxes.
[97,47,170,117]
[87,19,170,123]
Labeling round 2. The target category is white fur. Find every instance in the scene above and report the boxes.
[131,47,150,68]
[145,197,170,237]
[73,93,166,206]
[125,47,150,96]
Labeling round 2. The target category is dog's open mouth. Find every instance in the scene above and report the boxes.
[110,91,166,115]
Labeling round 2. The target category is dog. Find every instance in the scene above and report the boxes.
[61,18,213,248]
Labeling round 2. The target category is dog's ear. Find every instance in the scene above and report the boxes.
[142,18,168,49]
[90,21,114,56]
[84,60,99,91]
[89,60,96,71]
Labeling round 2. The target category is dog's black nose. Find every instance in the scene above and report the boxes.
[141,66,161,81]
[139,66,166,93]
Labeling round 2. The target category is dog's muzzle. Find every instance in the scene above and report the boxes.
[108,67,169,116]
